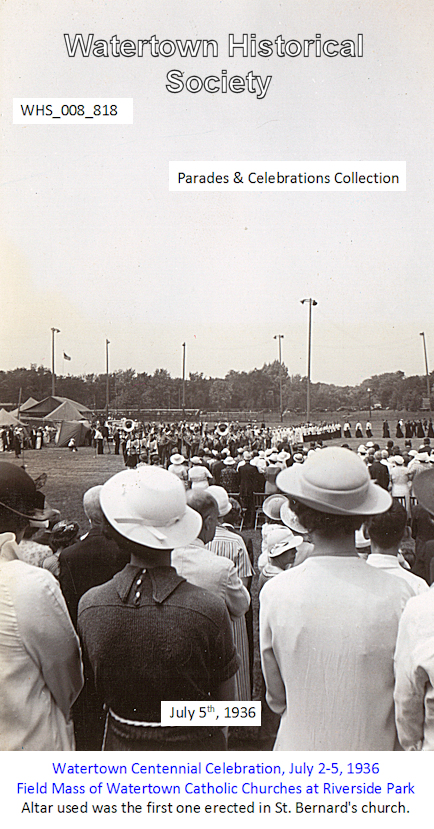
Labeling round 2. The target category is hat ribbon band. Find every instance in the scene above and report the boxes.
[114,514,183,542]
[0,499,36,521]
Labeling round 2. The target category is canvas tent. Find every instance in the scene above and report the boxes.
[20,396,92,422]
[0,408,24,427]
[10,397,38,418]
[56,420,91,447]
[44,400,89,422]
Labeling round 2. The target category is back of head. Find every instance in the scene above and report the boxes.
[186,489,218,521]
[83,485,104,527]
[366,501,407,549]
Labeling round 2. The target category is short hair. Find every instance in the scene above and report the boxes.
[288,499,363,539]
[186,490,218,520]
[366,501,407,549]
[83,486,103,526]
[102,515,169,560]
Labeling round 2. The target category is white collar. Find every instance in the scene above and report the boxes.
[0,532,20,561]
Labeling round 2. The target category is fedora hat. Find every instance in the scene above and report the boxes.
[100,466,202,549]
[269,534,304,558]
[208,486,232,517]
[262,494,288,521]
[276,446,392,516]
[223,456,236,466]
[264,526,297,549]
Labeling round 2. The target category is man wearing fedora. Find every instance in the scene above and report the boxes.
[394,469,434,750]
[0,463,83,750]
[78,466,238,751]
[260,447,414,751]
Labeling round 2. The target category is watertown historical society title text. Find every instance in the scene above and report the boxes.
[63,32,364,99]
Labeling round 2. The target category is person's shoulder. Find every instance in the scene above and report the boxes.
[1,558,56,588]
[177,579,229,618]
[214,525,239,544]
[365,561,415,599]
[402,585,434,619]
[78,576,118,611]
[201,546,234,573]
[1,559,67,614]
[260,563,302,597]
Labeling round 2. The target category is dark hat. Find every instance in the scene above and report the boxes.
[0,463,46,521]
[50,520,80,547]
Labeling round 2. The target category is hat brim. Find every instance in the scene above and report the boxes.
[105,503,202,550]
[276,466,392,516]
[413,469,434,515]
[262,494,288,521]
[269,535,304,556]
[280,502,309,534]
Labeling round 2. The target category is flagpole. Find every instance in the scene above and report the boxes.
[51,328,60,396]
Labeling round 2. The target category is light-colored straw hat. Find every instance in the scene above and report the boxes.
[262,494,288,521]
[100,465,202,549]
[170,453,186,465]
[268,534,303,557]
[276,446,392,516]
[207,485,232,517]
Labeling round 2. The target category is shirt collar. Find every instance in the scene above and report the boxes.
[114,563,186,605]
[0,532,20,561]
[187,538,205,548]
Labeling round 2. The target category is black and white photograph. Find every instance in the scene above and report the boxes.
[1,0,434,789]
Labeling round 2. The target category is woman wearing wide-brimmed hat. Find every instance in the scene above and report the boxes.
[78,466,238,751]
[260,447,415,751]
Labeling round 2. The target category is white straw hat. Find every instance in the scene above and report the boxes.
[276,446,392,516]
[100,466,202,549]
[269,534,303,557]
[170,453,186,465]
[208,485,232,517]
[262,494,288,521]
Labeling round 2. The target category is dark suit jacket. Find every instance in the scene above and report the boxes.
[238,462,264,497]
[59,528,130,628]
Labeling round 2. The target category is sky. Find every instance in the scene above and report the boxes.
[1,0,433,387]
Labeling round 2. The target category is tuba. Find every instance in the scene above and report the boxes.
[216,422,229,437]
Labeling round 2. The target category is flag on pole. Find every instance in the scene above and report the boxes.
[63,352,71,361]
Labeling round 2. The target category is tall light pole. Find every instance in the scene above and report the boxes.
[420,332,431,408]
[51,327,60,396]
[182,342,186,417]
[105,339,110,420]
[274,334,284,422]
[300,299,317,422]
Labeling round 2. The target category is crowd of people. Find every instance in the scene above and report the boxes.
[1,425,434,752]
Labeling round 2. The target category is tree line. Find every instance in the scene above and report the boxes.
[0,364,432,415]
